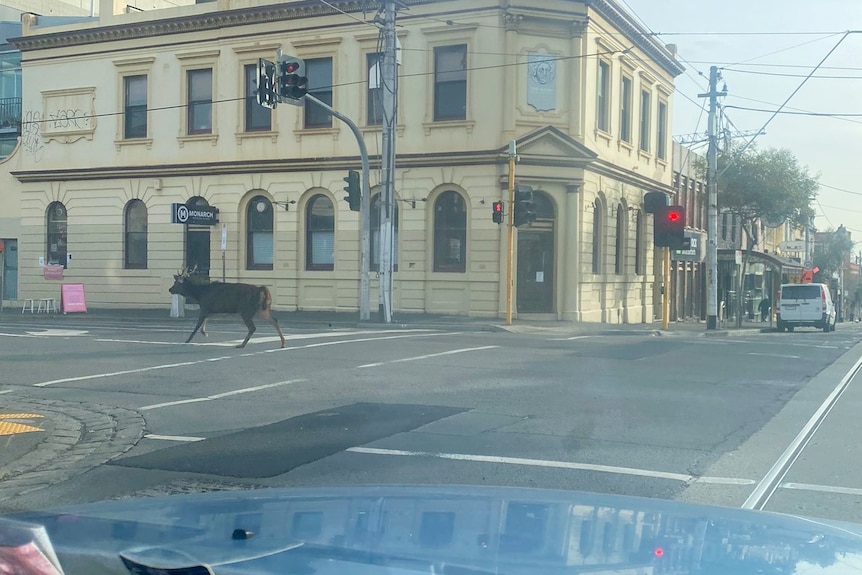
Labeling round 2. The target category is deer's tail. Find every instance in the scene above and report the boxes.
[259,287,272,311]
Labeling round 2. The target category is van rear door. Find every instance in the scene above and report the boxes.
[780,284,823,321]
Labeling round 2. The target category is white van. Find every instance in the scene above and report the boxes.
[776,283,836,332]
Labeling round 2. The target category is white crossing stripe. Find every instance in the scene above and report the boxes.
[346,447,756,485]
[144,434,205,442]
[31,331,454,387]
[357,345,499,369]
[782,482,862,497]
[139,378,307,410]
[96,329,434,347]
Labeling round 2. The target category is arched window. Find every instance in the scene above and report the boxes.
[592,198,604,274]
[306,194,335,271]
[634,210,644,275]
[615,204,625,275]
[46,201,67,268]
[371,194,399,271]
[124,199,147,269]
[246,195,273,270]
[433,190,467,272]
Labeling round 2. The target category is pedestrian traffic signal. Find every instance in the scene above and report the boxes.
[654,205,685,248]
[343,170,361,212]
[643,191,668,214]
[278,57,308,101]
[514,185,537,227]
[256,58,278,109]
[492,201,504,224]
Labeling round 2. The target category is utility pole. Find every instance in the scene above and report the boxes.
[378,0,397,323]
[700,66,726,330]
[505,141,516,325]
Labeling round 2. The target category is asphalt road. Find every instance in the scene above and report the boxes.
[3,315,862,526]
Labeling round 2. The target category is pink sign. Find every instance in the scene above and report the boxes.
[42,265,64,280]
[60,283,87,314]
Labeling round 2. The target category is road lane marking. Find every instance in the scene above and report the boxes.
[748,353,801,359]
[31,332,454,387]
[139,378,306,410]
[346,447,756,485]
[357,345,499,369]
[781,482,862,497]
[96,329,434,347]
[0,389,14,395]
[742,353,862,510]
[0,332,38,338]
[144,434,205,442]
[548,335,593,341]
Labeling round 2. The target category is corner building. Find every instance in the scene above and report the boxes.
[12,0,682,322]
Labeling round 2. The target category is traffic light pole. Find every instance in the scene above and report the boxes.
[305,94,371,321]
[379,0,397,324]
[662,247,670,330]
[506,142,516,325]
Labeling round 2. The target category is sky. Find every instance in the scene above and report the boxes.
[622,0,862,248]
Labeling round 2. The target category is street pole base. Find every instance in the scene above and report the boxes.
[706,315,717,330]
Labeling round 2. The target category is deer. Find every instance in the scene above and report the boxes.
[168,267,286,349]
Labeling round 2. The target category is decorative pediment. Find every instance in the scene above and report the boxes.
[499,126,598,163]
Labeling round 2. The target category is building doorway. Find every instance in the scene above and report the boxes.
[185,196,211,278]
[517,191,556,314]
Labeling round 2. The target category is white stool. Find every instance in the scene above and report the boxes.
[21,298,36,313]
[38,298,56,313]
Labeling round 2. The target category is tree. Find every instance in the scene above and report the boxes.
[812,226,852,284]
[715,146,819,326]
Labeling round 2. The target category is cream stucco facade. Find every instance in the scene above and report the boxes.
[7,0,683,321]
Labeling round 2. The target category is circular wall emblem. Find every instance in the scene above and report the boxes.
[176,205,189,223]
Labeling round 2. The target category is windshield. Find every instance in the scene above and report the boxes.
[2,1,862,575]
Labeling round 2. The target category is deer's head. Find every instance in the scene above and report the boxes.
[168,265,197,295]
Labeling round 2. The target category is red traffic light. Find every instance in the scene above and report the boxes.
[493,201,503,213]
[285,61,300,74]
[667,210,681,222]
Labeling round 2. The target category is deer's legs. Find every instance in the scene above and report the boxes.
[186,313,208,343]
[260,309,286,348]
[237,314,256,348]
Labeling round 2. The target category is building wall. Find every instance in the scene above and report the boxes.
[10,0,681,321]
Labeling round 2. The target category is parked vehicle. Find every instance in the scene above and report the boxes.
[776,283,836,332]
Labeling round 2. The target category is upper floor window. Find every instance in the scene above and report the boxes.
[124,199,147,269]
[305,58,333,128]
[244,64,271,132]
[123,75,147,139]
[371,194,399,271]
[247,195,273,270]
[367,52,383,126]
[434,45,467,121]
[47,201,68,269]
[657,100,668,160]
[187,68,213,134]
[597,60,610,132]
[639,89,651,152]
[433,190,467,272]
[620,75,632,143]
[306,194,335,270]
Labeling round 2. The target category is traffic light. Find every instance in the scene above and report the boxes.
[492,201,504,224]
[643,191,668,214]
[654,205,685,248]
[343,170,360,212]
[256,58,278,109]
[278,57,308,101]
[513,185,537,227]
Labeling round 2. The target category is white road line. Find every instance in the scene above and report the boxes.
[144,434,205,442]
[346,447,755,485]
[139,378,306,411]
[0,332,38,338]
[96,329,433,347]
[31,332,452,387]
[356,345,499,369]
[781,482,862,497]
[748,352,801,359]
[0,389,14,395]
[548,335,592,341]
